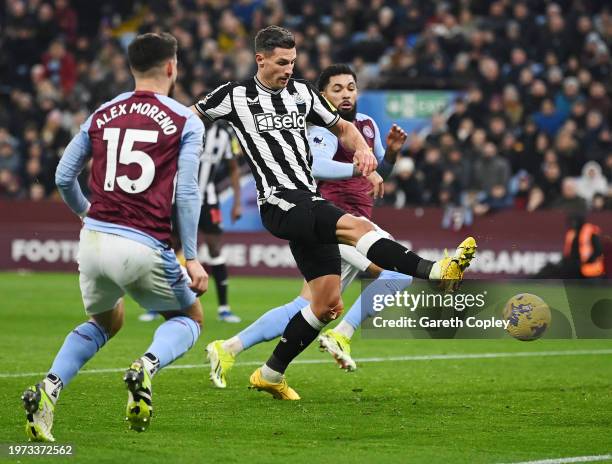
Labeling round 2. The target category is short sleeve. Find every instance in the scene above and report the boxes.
[305,81,340,128]
[194,82,234,122]
[308,126,338,160]
[370,118,386,163]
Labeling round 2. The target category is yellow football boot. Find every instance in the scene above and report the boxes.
[318,329,356,372]
[206,340,235,388]
[124,359,153,432]
[22,384,55,442]
[434,236,477,292]
[249,368,300,400]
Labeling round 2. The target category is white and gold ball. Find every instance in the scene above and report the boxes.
[503,293,551,341]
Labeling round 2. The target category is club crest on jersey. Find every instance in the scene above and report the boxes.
[363,125,375,139]
[292,92,305,104]
[254,112,306,132]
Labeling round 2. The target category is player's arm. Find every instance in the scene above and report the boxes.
[190,82,233,122]
[308,127,353,180]
[328,119,377,177]
[55,121,92,217]
[309,126,383,198]
[176,115,208,295]
[304,82,376,177]
[373,122,407,180]
[228,133,242,223]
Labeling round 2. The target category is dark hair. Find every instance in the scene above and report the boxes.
[254,26,295,53]
[128,33,178,73]
[317,64,357,91]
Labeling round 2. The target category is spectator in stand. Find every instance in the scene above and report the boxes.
[470,142,512,214]
[575,161,609,207]
[533,99,566,136]
[382,157,423,208]
[41,39,77,96]
[419,147,444,205]
[555,77,583,119]
[550,178,587,212]
[530,161,563,211]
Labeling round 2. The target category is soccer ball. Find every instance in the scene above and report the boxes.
[502,293,551,341]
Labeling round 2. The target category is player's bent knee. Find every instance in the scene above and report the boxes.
[329,298,344,320]
[313,293,343,322]
[353,217,375,236]
[91,302,124,338]
[338,215,376,245]
[186,300,204,327]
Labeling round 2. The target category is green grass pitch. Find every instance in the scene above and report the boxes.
[0,272,611,464]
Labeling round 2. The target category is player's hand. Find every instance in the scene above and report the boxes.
[354,148,377,177]
[367,171,384,199]
[231,203,242,223]
[385,124,408,156]
[185,259,208,296]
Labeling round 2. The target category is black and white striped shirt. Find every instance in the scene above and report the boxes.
[199,121,238,205]
[194,76,340,201]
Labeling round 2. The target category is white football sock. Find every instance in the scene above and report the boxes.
[261,364,283,383]
[301,305,325,330]
[334,321,355,339]
[141,352,160,378]
[355,230,382,257]
[221,337,244,356]
[429,261,441,279]
[42,375,63,405]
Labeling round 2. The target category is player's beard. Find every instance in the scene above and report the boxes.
[338,102,357,122]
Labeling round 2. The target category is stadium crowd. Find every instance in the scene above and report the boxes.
[0,0,610,217]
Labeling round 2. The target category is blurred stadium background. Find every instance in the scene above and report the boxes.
[0,0,610,276]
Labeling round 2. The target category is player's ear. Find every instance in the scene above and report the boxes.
[255,53,265,67]
[166,60,173,78]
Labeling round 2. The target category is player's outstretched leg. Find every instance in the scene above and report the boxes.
[338,215,477,291]
[206,296,307,388]
[319,270,412,371]
[125,301,202,432]
[22,302,121,442]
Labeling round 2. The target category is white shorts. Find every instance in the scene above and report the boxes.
[78,228,196,315]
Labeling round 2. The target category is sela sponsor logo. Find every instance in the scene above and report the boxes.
[254,112,306,132]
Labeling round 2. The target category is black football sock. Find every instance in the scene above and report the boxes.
[265,307,324,375]
[211,262,229,308]
[356,232,434,279]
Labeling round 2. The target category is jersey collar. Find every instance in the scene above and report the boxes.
[254,75,284,95]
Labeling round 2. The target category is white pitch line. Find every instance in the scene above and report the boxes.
[502,454,612,464]
[1,349,611,379]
